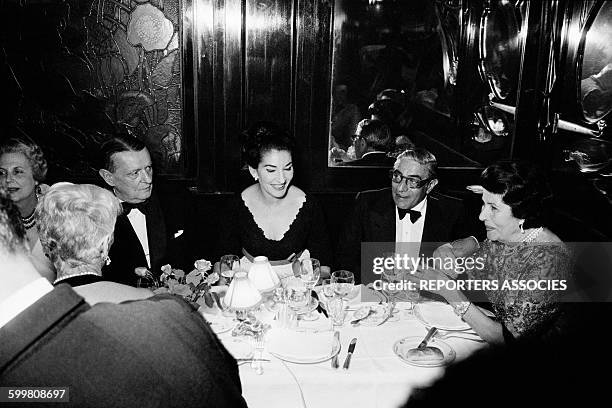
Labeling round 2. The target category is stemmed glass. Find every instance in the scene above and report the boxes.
[331,270,355,303]
[298,258,321,321]
[220,254,240,285]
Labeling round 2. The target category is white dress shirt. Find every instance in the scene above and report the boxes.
[395,197,428,259]
[126,208,151,268]
[0,278,53,329]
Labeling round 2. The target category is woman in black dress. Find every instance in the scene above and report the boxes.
[218,122,332,282]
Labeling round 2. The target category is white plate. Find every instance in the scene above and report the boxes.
[414,302,471,331]
[267,330,341,364]
[393,336,456,367]
[352,304,397,326]
[202,313,235,335]
[223,338,253,359]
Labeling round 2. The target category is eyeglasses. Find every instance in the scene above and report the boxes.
[389,170,432,189]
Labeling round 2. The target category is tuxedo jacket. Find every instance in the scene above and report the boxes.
[338,152,395,167]
[336,187,471,281]
[104,192,184,286]
[0,285,247,408]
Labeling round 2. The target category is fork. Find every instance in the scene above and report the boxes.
[252,334,265,375]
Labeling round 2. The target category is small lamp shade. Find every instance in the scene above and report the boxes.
[223,271,262,311]
[248,256,280,293]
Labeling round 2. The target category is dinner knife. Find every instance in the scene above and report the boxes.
[342,338,357,370]
[331,331,340,369]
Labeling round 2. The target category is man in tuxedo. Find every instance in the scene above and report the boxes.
[337,148,471,282]
[0,187,247,407]
[98,133,183,286]
[338,119,395,167]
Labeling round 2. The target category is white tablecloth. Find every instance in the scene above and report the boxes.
[215,294,486,408]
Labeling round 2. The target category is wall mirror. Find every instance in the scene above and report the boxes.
[328,0,459,168]
[478,0,526,103]
[579,0,612,123]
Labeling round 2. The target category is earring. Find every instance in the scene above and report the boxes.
[254,176,259,181]
[105,256,111,266]
[519,221,525,234]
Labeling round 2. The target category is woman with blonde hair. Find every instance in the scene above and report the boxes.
[37,182,152,304]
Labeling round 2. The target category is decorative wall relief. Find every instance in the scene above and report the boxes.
[0,0,187,178]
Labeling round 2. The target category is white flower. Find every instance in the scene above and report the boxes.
[194,259,212,272]
[135,267,150,277]
[161,264,172,274]
[206,272,220,285]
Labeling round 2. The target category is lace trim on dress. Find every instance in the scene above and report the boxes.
[242,193,307,242]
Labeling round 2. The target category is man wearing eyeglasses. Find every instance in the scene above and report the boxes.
[337,148,470,281]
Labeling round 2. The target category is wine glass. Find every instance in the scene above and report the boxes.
[285,283,310,315]
[298,258,321,321]
[331,270,355,301]
[381,267,402,303]
[220,254,240,284]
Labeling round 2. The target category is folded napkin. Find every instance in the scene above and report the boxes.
[267,328,335,360]
[239,250,311,285]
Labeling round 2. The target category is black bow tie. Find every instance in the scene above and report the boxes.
[398,208,421,223]
[122,201,149,214]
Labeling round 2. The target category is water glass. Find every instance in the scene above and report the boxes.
[299,258,321,289]
[331,270,355,300]
[327,295,346,326]
[285,284,310,312]
[320,278,334,303]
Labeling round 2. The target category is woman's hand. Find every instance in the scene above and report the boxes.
[406,265,456,302]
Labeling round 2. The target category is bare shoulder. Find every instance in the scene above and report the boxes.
[241,184,258,201]
[288,185,306,200]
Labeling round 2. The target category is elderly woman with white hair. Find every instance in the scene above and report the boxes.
[37,182,152,305]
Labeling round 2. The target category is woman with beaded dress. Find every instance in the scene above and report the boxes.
[0,137,55,282]
[413,161,571,344]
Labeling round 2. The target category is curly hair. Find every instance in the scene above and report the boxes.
[0,184,27,256]
[242,121,295,168]
[480,160,552,228]
[36,182,122,275]
[0,138,48,182]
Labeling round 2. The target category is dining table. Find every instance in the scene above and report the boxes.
[210,286,488,408]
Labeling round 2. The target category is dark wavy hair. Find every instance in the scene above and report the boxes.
[480,160,552,228]
[242,121,295,168]
[0,138,48,182]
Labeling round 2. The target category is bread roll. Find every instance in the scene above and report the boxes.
[405,346,444,362]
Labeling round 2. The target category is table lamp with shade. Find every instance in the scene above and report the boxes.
[248,256,280,293]
[223,271,263,320]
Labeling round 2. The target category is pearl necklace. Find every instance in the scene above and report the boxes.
[21,211,37,230]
